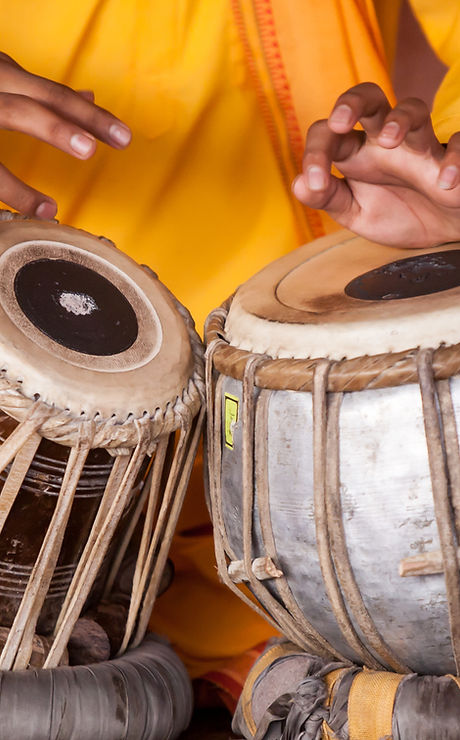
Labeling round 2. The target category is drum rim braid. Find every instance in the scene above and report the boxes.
[254,388,346,659]
[417,350,460,674]
[313,362,408,673]
[205,340,284,634]
[240,355,341,653]
[204,297,460,392]
[0,282,204,454]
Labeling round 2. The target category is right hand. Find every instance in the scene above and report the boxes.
[292,83,460,249]
[0,52,132,219]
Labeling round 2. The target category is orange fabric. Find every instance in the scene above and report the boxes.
[374,0,402,67]
[201,642,270,713]
[0,0,398,684]
[231,0,395,240]
[154,0,396,680]
[149,522,278,678]
[0,0,301,332]
[262,0,394,148]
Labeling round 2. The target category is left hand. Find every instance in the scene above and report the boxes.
[292,82,460,248]
[0,52,132,219]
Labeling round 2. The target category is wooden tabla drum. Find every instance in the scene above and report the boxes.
[0,211,203,739]
[205,228,460,678]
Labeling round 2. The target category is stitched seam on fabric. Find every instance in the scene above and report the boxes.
[231,0,323,241]
[252,0,325,239]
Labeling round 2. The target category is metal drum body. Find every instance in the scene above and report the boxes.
[219,374,454,674]
[206,229,460,678]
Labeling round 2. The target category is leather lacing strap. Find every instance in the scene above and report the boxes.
[417,349,460,674]
[241,355,328,650]
[319,367,409,673]
[206,338,239,559]
[0,420,96,671]
[205,340,280,631]
[437,380,460,539]
[207,336,356,655]
[206,320,411,668]
[44,418,151,669]
[130,404,205,651]
[312,361,408,672]
[255,388,347,661]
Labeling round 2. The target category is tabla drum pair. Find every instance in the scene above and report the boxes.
[205,229,460,736]
[0,210,204,740]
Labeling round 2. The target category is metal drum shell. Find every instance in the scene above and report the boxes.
[218,373,456,675]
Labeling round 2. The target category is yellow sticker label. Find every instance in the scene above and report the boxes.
[224,393,239,449]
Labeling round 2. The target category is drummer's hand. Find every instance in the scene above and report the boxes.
[0,52,132,219]
[292,82,460,248]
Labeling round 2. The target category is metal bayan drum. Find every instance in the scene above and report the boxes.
[0,211,204,739]
[205,229,460,678]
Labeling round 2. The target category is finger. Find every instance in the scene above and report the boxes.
[437,132,460,190]
[292,170,357,224]
[0,161,57,218]
[299,119,363,195]
[328,82,392,136]
[77,90,95,103]
[33,78,131,148]
[377,97,438,151]
[0,93,98,159]
[0,62,131,148]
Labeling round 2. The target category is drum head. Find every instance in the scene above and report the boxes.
[0,218,195,419]
[225,230,460,360]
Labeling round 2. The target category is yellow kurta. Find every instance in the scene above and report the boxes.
[408,0,460,141]
[0,0,453,681]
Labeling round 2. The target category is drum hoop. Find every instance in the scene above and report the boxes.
[205,296,460,392]
[0,212,205,452]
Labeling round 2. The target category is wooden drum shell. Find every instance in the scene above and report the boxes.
[0,414,146,634]
[0,213,205,673]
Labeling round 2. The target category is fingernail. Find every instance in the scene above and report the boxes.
[292,175,308,200]
[70,133,95,157]
[329,104,353,128]
[379,121,400,141]
[109,123,131,146]
[307,166,327,191]
[35,201,57,220]
[438,165,459,189]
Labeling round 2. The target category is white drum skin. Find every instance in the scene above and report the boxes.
[219,374,456,674]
